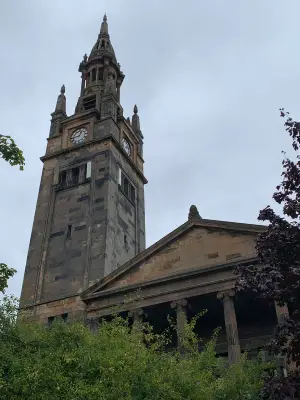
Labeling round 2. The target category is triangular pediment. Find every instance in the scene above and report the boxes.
[82,218,265,300]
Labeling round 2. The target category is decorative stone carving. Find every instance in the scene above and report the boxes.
[171,298,188,309]
[188,205,202,221]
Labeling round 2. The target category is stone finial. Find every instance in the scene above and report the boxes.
[132,104,140,132]
[188,205,202,221]
[126,117,131,124]
[79,55,88,72]
[55,84,66,113]
[100,13,108,35]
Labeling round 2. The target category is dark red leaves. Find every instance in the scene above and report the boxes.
[236,110,300,398]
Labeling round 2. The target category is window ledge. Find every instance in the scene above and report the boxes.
[56,178,91,192]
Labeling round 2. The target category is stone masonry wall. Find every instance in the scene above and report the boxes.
[19,296,86,324]
[104,142,146,276]
[106,227,256,290]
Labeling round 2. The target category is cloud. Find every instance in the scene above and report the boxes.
[1,0,300,297]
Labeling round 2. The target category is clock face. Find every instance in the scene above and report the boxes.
[121,137,131,156]
[71,128,88,144]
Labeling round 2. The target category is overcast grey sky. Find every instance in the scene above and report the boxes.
[1,0,299,297]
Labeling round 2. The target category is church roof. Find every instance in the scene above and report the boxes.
[81,212,265,300]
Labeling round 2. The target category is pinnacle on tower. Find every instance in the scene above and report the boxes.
[132,105,140,132]
[54,84,66,113]
[188,205,202,221]
[49,85,67,137]
[131,105,144,157]
[100,14,108,35]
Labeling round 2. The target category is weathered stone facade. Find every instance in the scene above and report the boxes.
[19,16,284,366]
[81,215,283,363]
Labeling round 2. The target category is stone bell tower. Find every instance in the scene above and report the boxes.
[20,15,147,312]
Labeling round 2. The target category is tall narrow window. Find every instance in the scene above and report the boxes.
[123,177,129,197]
[124,235,129,251]
[92,69,96,82]
[87,72,91,85]
[60,170,66,187]
[72,167,80,185]
[98,68,103,81]
[118,168,136,204]
[66,224,72,240]
[118,167,122,185]
[130,186,135,203]
[66,169,73,187]
[79,164,87,183]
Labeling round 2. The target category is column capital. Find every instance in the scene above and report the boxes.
[217,290,235,300]
[128,308,144,318]
[171,298,188,309]
[85,316,99,324]
[85,316,99,333]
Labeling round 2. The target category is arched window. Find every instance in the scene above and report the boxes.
[92,69,96,82]
[86,71,91,85]
[98,68,104,81]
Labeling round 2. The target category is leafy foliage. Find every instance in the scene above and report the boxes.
[0,264,16,294]
[0,133,24,294]
[236,109,300,398]
[0,134,25,170]
[0,298,268,400]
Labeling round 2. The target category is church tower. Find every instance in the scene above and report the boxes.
[20,16,146,312]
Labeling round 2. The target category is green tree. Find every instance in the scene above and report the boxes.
[0,135,25,170]
[0,134,25,293]
[0,264,16,295]
[0,298,269,400]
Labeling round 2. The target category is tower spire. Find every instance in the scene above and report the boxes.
[49,85,67,137]
[89,13,117,63]
[75,14,124,116]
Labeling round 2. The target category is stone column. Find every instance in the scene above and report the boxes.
[274,302,292,375]
[217,290,241,365]
[171,298,188,354]
[275,302,289,323]
[86,317,99,334]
